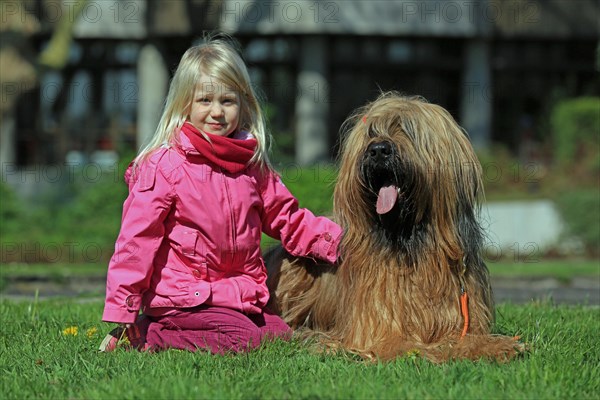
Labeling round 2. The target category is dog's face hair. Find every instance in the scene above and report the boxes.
[335,93,484,267]
[358,124,425,248]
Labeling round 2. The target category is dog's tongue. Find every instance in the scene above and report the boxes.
[376,185,398,214]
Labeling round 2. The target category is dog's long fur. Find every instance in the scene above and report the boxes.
[266,93,523,362]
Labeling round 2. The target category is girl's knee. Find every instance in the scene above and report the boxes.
[227,323,262,349]
[261,313,293,340]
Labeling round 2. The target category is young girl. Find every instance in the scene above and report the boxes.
[99,37,342,354]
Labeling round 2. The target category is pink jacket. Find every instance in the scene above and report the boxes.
[102,131,342,324]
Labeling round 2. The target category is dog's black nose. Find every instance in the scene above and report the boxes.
[367,141,392,164]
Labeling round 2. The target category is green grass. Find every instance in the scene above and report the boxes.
[2,259,598,282]
[1,263,107,279]
[1,299,599,399]
[487,259,600,280]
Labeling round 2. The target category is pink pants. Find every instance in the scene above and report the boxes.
[145,305,292,354]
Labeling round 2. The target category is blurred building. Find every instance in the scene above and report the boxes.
[1,0,598,168]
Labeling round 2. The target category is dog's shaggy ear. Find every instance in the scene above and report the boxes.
[457,196,484,268]
[455,162,485,270]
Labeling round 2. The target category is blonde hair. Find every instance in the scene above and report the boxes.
[136,36,271,169]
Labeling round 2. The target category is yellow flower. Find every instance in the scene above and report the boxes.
[86,327,98,338]
[62,326,79,336]
[406,349,421,360]
[121,334,131,345]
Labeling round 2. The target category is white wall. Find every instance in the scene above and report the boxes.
[482,200,566,258]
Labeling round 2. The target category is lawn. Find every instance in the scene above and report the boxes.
[1,258,598,398]
[2,259,598,281]
[1,299,599,399]
[486,259,600,280]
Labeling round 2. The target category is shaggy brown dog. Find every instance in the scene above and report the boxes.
[266,93,524,362]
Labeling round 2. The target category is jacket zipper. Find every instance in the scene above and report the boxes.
[221,172,238,260]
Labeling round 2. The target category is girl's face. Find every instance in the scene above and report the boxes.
[189,75,240,137]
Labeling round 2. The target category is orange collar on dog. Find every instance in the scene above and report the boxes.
[460,286,469,339]
[459,259,469,339]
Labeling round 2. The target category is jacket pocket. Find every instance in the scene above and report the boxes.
[169,225,208,271]
[170,225,199,257]
[163,225,208,276]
